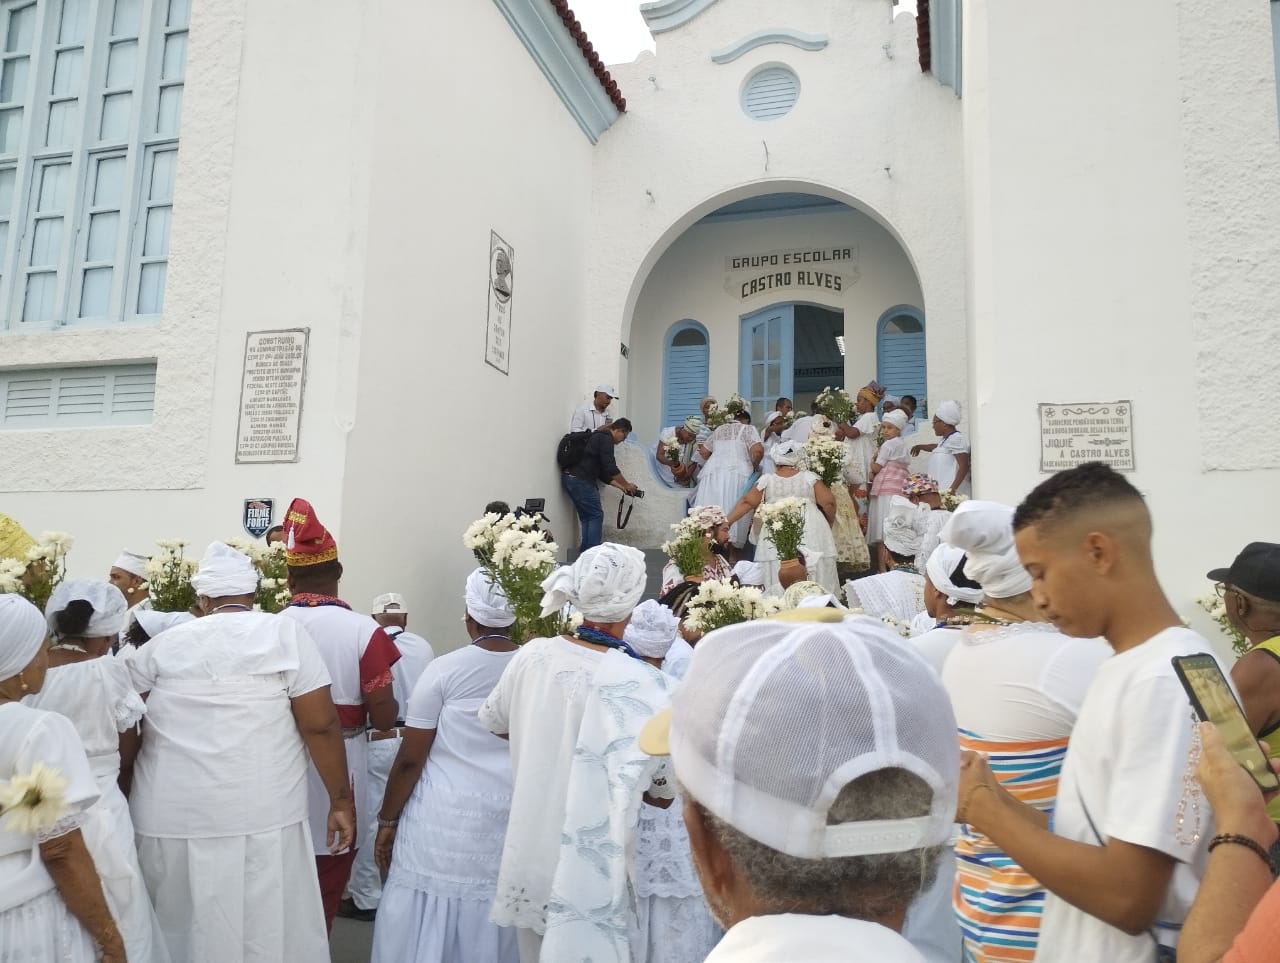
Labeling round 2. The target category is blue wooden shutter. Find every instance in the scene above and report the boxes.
[876,309,927,416]
[663,323,709,429]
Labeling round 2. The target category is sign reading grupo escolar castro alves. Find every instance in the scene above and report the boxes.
[1038,401,1135,472]
[725,246,860,300]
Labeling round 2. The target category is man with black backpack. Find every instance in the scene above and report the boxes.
[559,419,639,553]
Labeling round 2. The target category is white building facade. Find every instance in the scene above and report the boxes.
[2,0,1277,648]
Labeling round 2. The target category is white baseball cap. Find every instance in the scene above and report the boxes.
[594,384,619,398]
[371,592,406,614]
[640,610,959,859]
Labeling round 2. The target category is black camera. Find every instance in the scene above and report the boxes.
[632,489,645,499]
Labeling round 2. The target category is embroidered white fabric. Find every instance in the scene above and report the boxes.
[0,888,97,963]
[636,797,703,900]
[35,811,84,844]
[848,571,926,622]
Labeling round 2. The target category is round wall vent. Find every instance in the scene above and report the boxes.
[741,65,800,120]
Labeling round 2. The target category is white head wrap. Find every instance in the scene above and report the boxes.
[113,551,150,581]
[935,401,961,426]
[622,599,680,658]
[732,560,764,586]
[797,593,845,610]
[883,394,901,406]
[763,410,784,425]
[135,609,195,639]
[191,541,260,598]
[682,415,703,433]
[781,580,828,609]
[772,439,805,468]
[884,495,927,556]
[465,567,516,627]
[0,593,47,680]
[539,543,647,622]
[940,501,1033,599]
[925,543,985,607]
[883,409,909,431]
[45,579,128,638]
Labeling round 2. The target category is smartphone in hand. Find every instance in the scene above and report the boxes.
[1172,653,1280,793]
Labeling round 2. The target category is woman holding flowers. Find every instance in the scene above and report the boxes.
[0,594,126,961]
[693,403,763,550]
[26,580,168,962]
[659,505,735,595]
[868,409,914,566]
[726,440,838,595]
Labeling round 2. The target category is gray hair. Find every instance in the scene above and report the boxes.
[695,768,945,920]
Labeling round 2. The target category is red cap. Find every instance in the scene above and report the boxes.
[284,498,338,567]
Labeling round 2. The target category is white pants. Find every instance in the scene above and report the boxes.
[348,733,402,910]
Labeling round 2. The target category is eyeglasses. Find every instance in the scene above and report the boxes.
[1214,582,1235,600]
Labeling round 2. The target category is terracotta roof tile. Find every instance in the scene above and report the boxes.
[550,0,627,113]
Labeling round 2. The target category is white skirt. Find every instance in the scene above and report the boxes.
[86,781,169,962]
[634,895,723,963]
[0,887,97,962]
[136,820,327,963]
[371,882,518,963]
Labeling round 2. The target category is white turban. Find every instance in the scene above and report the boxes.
[883,409,909,431]
[935,401,961,426]
[113,551,150,581]
[682,415,703,433]
[465,567,516,627]
[781,580,828,609]
[797,593,845,610]
[539,543,647,622]
[45,579,128,638]
[134,609,195,639]
[884,495,927,556]
[925,543,985,607]
[622,600,680,658]
[772,439,805,467]
[940,501,1033,600]
[732,560,764,586]
[191,541,259,598]
[0,594,47,680]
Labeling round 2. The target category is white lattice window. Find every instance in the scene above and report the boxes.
[0,0,186,329]
[0,360,155,425]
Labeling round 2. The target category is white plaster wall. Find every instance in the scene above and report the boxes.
[962,0,1280,625]
[628,207,922,444]
[335,1,595,647]
[2,0,374,581]
[589,0,966,431]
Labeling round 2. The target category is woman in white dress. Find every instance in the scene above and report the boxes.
[726,440,839,594]
[693,414,763,548]
[624,601,721,963]
[0,594,126,962]
[26,580,168,962]
[371,568,520,963]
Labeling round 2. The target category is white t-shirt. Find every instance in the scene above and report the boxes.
[847,411,881,482]
[909,626,962,677]
[384,627,434,718]
[706,913,925,963]
[478,635,606,932]
[942,624,1111,741]
[1036,627,1222,963]
[927,431,971,493]
[127,611,330,838]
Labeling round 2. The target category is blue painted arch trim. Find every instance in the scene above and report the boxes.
[640,0,719,34]
[711,29,830,65]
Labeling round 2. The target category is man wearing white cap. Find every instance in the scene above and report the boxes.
[127,542,354,962]
[639,611,959,961]
[570,384,618,432]
[910,401,971,496]
[479,543,670,963]
[342,593,437,921]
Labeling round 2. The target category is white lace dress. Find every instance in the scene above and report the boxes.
[754,471,839,594]
[25,656,169,963]
[847,569,927,623]
[372,645,519,963]
[694,423,761,547]
[633,654,722,963]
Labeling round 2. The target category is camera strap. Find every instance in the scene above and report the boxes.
[617,494,635,530]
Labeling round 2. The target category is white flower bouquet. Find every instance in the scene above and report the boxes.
[148,541,198,613]
[1196,591,1250,658]
[684,579,783,635]
[0,558,26,594]
[815,386,855,426]
[3,531,73,611]
[804,433,847,487]
[0,762,68,834]
[224,537,292,612]
[757,497,807,561]
[704,403,728,429]
[939,489,968,511]
[659,436,681,464]
[661,517,710,579]
[722,392,749,418]
[464,512,564,643]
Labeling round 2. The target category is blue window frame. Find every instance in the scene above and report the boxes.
[739,304,794,425]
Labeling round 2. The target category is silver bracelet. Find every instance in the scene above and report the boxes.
[377,816,399,829]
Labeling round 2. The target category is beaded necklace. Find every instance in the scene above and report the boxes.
[573,625,646,662]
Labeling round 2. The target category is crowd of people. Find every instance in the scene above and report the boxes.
[3,419,1280,962]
